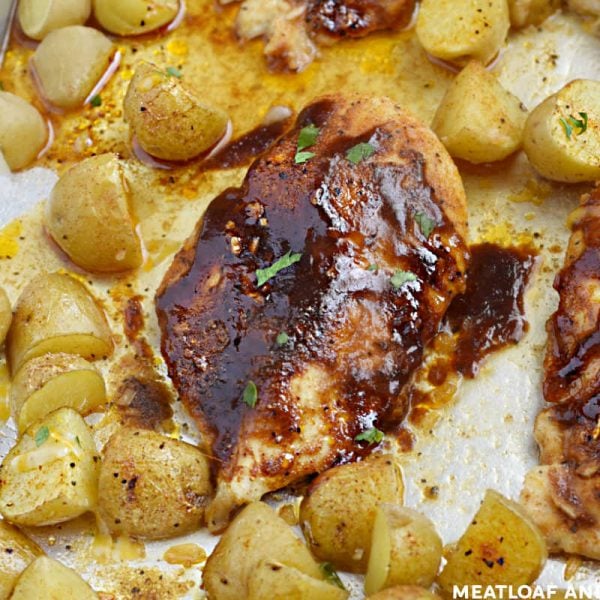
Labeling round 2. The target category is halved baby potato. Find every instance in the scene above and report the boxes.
[437,490,547,593]
[7,272,113,374]
[124,61,229,161]
[94,0,179,36]
[367,587,442,600]
[523,79,600,182]
[11,556,98,599]
[32,25,114,109]
[365,505,442,594]
[0,287,11,346]
[508,0,560,27]
[300,454,404,573]
[10,353,106,434]
[18,0,91,41]
[0,407,99,527]
[46,153,143,273]
[0,92,47,171]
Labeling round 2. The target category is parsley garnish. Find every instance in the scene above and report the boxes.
[35,426,50,447]
[166,66,182,78]
[89,94,102,107]
[561,112,588,139]
[242,381,258,408]
[256,250,302,287]
[320,563,346,590]
[367,264,378,272]
[294,124,319,164]
[355,427,384,445]
[346,142,375,165]
[75,435,81,447]
[560,118,573,139]
[391,270,417,289]
[294,151,316,164]
[276,332,289,345]
[415,212,436,238]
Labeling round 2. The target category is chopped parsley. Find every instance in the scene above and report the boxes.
[414,211,436,238]
[256,250,302,287]
[242,381,258,408]
[75,435,81,447]
[367,263,378,272]
[391,270,417,289]
[295,124,319,164]
[354,427,384,445]
[346,142,375,165]
[561,112,588,139]
[35,426,50,447]
[166,66,182,78]
[294,151,316,164]
[89,94,102,107]
[276,332,289,346]
[320,563,346,590]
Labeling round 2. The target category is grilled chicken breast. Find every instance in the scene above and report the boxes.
[521,187,600,559]
[156,95,468,530]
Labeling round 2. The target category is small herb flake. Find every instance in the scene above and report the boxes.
[567,112,588,135]
[414,212,436,238]
[35,426,50,447]
[166,66,182,78]
[346,142,375,165]
[297,124,320,151]
[89,94,102,107]
[391,270,417,289]
[243,381,258,408]
[294,151,316,164]
[276,332,289,346]
[256,250,302,287]
[354,427,384,445]
[560,118,573,139]
[320,563,346,590]
[367,264,378,272]
[75,435,81,447]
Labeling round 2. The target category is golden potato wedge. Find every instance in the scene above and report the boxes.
[124,61,229,161]
[11,556,98,599]
[46,154,143,273]
[0,408,99,527]
[523,79,600,182]
[32,26,114,109]
[0,287,11,346]
[97,428,212,539]
[247,560,348,600]
[94,0,179,36]
[0,92,47,171]
[300,454,404,573]
[0,520,42,600]
[432,61,527,164]
[437,490,547,593]
[7,272,113,374]
[367,586,441,600]
[18,0,91,41]
[365,505,442,594]
[508,0,560,27]
[204,501,323,600]
[10,353,106,434]
[416,0,510,66]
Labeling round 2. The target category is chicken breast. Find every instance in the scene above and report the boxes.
[156,95,468,530]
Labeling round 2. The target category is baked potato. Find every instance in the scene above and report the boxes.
[7,272,113,374]
[247,560,348,600]
[300,454,404,573]
[523,79,600,182]
[10,556,98,599]
[0,407,99,527]
[97,428,213,539]
[0,520,42,600]
[416,0,510,66]
[437,490,548,592]
[18,0,91,41]
[432,61,528,164]
[203,501,323,600]
[46,153,143,273]
[124,61,229,161]
[0,92,47,172]
[365,505,442,594]
[367,587,441,600]
[94,0,179,36]
[32,26,114,109]
[508,0,560,27]
[0,287,11,346]
[10,353,106,434]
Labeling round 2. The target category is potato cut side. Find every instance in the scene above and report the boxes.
[11,556,98,599]
[11,353,106,433]
[0,287,11,346]
[0,408,99,527]
[367,586,442,600]
[7,272,113,374]
[204,501,323,600]
[300,454,404,573]
[437,490,548,592]
[18,0,91,41]
[94,0,179,36]
[365,505,442,595]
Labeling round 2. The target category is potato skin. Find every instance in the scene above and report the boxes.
[0,288,11,346]
[18,0,92,41]
[432,61,527,164]
[97,428,213,539]
[124,61,229,161]
[32,26,113,109]
[367,586,441,600]
[94,0,179,36]
[300,454,404,573]
[0,93,47,171]
[46,154,143,273]
[508,0,560,27]
[7,272,113,374]
[523,79,600,182]
[204,501,324,600]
